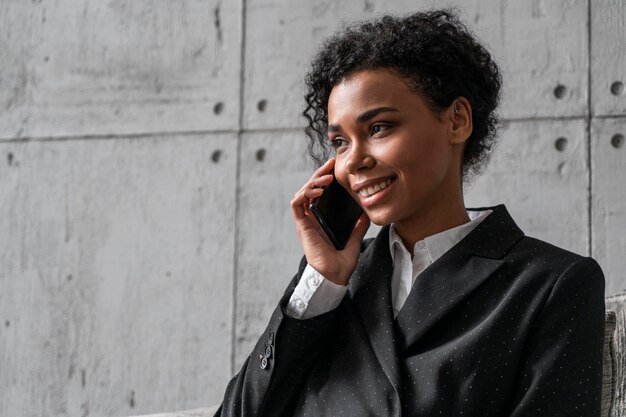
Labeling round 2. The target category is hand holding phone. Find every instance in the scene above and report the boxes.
[290,159,370,286]
[309,174,363,250]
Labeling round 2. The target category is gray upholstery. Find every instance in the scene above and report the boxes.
[606,292,626,417]
[603,311,617,417]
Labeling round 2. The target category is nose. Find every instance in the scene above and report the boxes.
[344,141,375,174]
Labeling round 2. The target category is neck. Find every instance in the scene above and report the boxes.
[393,196,469,252]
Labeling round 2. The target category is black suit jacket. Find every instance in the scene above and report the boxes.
[216,204,605,416]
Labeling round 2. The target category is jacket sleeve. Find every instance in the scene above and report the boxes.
[507,257,606,417]
[214,255,345,417]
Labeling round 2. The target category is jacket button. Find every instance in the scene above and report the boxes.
[260,356,269,370]
[265,345,272,358]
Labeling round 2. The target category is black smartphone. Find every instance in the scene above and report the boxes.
[309,175,363,250]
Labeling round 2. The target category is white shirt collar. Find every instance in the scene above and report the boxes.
[388,209,493,265]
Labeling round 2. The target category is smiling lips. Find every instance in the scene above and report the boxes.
[357,178,394,198]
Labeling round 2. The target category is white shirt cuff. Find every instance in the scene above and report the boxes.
[286,264,348,319]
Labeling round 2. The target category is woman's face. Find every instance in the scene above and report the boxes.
[327,68,465,228]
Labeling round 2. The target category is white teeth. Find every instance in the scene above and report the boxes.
[358,179,393,197]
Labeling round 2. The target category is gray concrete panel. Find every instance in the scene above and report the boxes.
[591,0,626,116]
[243,0,587,131]
[0,1,241,139]
[491,0,589,119]
[0,134,236,416]
[591,117,626,296]
[234,130,312,368]
[465,119,589,256]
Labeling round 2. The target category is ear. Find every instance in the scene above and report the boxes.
[447,97,473,145]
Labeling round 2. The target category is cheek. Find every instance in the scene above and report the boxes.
[393,135,449,174]
[378,145,420,174]
[333,159,350,188]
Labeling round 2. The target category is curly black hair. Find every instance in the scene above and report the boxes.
[303,9,502,183]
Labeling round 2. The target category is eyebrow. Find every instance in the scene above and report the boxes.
[328,106,400,132]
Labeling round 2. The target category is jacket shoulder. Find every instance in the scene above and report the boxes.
[510,235,604,280]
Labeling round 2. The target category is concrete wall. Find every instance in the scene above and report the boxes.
[0,0,624,416]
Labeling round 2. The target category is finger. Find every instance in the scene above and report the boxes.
[291,188,323,220]
[293,174,331,208]
[291,187,323,209]
[311,158,335,178]
[302,187,324,200]
[308,174,334,189]
[291,199,306,219]
[290,190,309,218]
[294,209,331,248]
[293,173,332,209]
[353,212,371,239]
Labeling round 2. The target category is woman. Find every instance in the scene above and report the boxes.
[216,10,605,416]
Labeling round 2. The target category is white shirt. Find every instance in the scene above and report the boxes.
[286,209,493,319]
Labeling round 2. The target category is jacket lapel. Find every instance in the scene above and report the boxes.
[395,204,525,350]
[349,227,402,396]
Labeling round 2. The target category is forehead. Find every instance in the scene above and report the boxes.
[327,69,418,120]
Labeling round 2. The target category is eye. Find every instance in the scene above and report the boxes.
[330,137,348,149]
[370,123,388,135]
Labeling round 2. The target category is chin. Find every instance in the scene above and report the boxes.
[364,209,395,227]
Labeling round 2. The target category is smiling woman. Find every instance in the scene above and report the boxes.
[214,10,605,417]
[328,69,472,247]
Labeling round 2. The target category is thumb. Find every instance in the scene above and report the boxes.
[344,212,370,253]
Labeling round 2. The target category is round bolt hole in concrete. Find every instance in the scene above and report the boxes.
[553,84,567,100]
[611,134,624,149]
[610,81,624,96]
[555,137,568,152]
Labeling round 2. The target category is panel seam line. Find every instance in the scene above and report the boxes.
[231,0,247,376]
